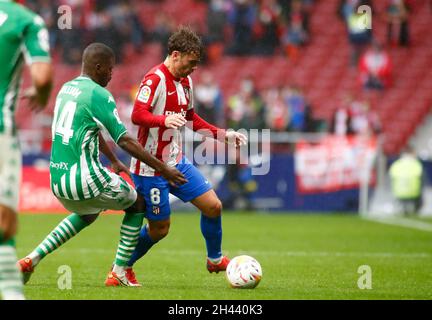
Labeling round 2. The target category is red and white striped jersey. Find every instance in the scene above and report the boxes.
[130,63,223,176]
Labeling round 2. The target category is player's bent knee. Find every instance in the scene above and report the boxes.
[79,213,99,225]
[205,199,223,218]
[124,192,145,214]
[124,188,138,209]
[154,225,170,240]
[149,220,170,241]
[110,187,137,212]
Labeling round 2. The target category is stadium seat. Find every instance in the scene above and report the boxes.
[15,0,431,156]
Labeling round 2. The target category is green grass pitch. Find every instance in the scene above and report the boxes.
[16,212,432,300]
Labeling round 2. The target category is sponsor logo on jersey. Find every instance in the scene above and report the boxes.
[165,109,187,117]
[146,79,153,86]
[137,85,151,103]
[152,206,160,215]
[50,161,69,170]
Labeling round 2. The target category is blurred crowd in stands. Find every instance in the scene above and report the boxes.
[20,0,423,210]
[21,0,420,154]
[26,0,314,63]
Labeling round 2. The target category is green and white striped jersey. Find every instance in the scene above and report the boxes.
[0,0,51,135]
[50,76,127,200]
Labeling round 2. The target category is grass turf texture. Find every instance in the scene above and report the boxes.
[16,212,432,300]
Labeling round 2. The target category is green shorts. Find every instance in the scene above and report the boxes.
[57,173,137,215]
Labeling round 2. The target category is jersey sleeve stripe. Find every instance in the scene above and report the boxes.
[114,130,127,144]
[90,141,110,191]
[52,183,61,198]
[134,69,166,176]
[1,59,23,135]
[60,174,69,199]
[20,41,50,65]
[174,81,187,105]
[79,135,92,199]
[153,70,166,108]
[83,139,103,196]
[92,116,108,133]
[69,163,80,200]
[28,56,51,63]
[130,157,138,174]
[187,76,194,110]
[94,138,112,183]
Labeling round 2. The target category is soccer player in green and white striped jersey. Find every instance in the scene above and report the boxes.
[18,43,187,286]
[0,0,53,300]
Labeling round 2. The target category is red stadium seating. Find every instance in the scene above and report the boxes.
[18,0,431,156]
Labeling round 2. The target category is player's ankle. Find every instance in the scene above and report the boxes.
[208,256,222,265]
[27,252,41,267]
[112,264,126,275]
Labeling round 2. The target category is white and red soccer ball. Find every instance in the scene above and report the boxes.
[226,255,262,289]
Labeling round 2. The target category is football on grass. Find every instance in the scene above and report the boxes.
[226,255,262,289]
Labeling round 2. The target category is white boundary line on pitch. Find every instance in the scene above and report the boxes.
[363,216,432,232]
[64,248,432,258]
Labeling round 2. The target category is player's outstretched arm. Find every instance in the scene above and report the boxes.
[98,133,130,177]
[117,134,188,186]
[21,62,53,112]
[186,109,248,147]
[224,130,248,147]
[131,105,187,129]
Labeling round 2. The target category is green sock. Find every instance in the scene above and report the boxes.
[114,212,144,267]
[30,213,90,263]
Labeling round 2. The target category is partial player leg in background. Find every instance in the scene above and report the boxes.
[106,192,146,287]
[20,173,138,285]
[114,174,172,286]
[0,207,24,300]
[18,212,97,284]
[170,159,229,273]
[0,135,24,300]
[191,190,230,273]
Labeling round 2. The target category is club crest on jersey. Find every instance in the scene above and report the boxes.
[137,86,151,103]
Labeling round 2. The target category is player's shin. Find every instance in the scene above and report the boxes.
[27,213,92,266]
[127,224,158,267]
[200,214,222,263]
[113,212,145,269]
[0,244,25,300]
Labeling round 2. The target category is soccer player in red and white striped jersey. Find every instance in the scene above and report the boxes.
[105,26,247,286]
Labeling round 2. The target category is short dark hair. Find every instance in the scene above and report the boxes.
[82,42,114,66]
[167,26,203,58]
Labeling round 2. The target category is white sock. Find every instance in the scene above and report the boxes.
[0,246,24,300]
[2,292,25,300]
[28,251,41,266]
[112,264,126,276]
